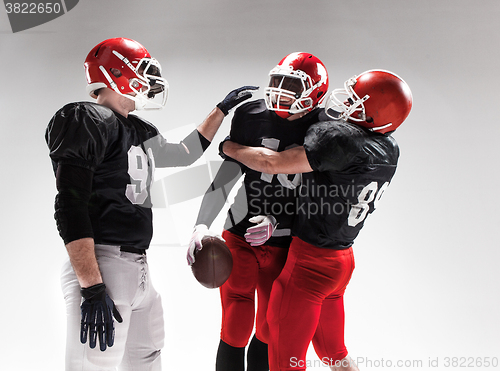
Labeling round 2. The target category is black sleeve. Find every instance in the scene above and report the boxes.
[45,103,112,171]
[228,106,248,144]
[54,164,94,244]
[184,130,210,155]
[303,121,355,172]
[145,130,211,168]
[215,105,251,167]
[195,159,243,227]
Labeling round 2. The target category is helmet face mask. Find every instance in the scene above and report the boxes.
[266,75,310,112]
[264,52,329,119]
[136,58,165,97]
[270,75,306,95]
[123,56,168,110]
[327,76,370,123]
[326,70,412,134]
[85,38,169,111]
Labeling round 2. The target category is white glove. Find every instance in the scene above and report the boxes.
[187,224,225,265]
[244,215,278,247]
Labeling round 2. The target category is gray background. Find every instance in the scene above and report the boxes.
[0,0,499,370]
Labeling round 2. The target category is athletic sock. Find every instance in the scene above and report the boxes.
[247,334,269,371]
[216,339,245,371]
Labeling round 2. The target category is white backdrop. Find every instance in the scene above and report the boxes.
[0,1,499,370]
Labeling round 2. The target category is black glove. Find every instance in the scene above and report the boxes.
[80,283,123,351]
[217,86,259,116]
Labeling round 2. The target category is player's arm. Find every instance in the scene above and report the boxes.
[150,86,259,168]
[222,141,313,175]
[195,107,225,142]
[55,163,102,287]
[198,86,259,140]
[187,159,243,265]
[196,159,243,228]
[47,106,121,350]
[161,108,225,167]
[55,162,122,350]
[65,238,103,287]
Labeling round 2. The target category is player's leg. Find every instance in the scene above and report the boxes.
[61,246,135,370]
[266,243,323,371]
[311,250,356,371]
[247,334,271,371]
[311,293,347,364]
[267,238,355,371]
[119,255,164,371]
[121,299,163,371]
[217,230,260,371]
[247,245,288,371]
[312,295,359,371]
[216,339,246,371]
[254,245,288,344]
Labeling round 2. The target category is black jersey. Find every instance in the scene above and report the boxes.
[46,102,207,249]
[197,99,320,248]
[294,119,400,249]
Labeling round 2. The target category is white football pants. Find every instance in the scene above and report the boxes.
[61,245,165,371]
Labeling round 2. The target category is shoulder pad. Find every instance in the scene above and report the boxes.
[128,113,159,132]
[46,102,118,169]
[234,99,267,116]
[56,102,118,127]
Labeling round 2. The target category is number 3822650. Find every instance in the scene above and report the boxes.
[5,3,62,14]
[444,357,498,368]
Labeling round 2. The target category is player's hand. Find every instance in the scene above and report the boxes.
[245,215,278,246]
[187,224,225,265]
[217,86,259,116]
[80,283,123,352]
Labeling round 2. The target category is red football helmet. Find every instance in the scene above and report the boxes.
[326,70,412,133]
[264,52,329,119]
[84,38,168,110]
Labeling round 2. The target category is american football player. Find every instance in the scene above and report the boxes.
[46,37,257,371]
[222,70,413,371]
[187,52,329,371]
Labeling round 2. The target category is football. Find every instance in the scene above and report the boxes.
[191,236,233,288]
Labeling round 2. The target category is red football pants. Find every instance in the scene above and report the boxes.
[219,230,288,347]
[267,237,355,371]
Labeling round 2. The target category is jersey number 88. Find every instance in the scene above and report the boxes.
[348,181,389,227]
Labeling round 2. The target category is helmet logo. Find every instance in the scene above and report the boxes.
[316,62,328,85]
